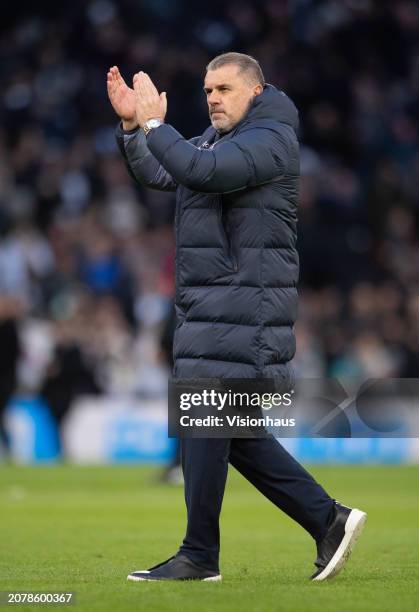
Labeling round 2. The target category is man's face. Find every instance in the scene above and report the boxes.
[204,64,263,133]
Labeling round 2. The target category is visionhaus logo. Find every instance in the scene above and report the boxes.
[223,414,295,427]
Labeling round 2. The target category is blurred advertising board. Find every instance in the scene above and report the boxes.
[4,393,419,464]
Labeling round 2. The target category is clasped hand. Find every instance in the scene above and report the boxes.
[133,71,167,126]
[107,66,167,129]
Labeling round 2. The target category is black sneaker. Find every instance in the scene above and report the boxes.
[127,554,222,582]
[311,502,367,581]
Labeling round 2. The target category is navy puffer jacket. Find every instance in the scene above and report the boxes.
[116,84,300,381]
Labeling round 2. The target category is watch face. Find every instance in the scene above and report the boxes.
[147,119,161,129]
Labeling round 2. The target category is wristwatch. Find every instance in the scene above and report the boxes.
[143,118,163,135]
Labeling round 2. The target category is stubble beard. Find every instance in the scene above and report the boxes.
[210,97,254,134]
[211,115,232,134]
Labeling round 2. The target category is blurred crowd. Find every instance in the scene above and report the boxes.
[1,0,419,435]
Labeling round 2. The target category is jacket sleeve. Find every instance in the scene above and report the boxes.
[115,122,178,192]
[146,122,295,194]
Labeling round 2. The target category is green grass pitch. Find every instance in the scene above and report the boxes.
[0,464,418,611]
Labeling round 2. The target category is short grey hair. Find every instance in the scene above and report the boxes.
[206,52,265,87]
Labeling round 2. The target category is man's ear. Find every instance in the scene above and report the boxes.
[253,84,263,96]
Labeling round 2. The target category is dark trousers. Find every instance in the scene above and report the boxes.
[178,436,335,571]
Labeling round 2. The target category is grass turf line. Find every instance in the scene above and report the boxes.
[0,464,418,612]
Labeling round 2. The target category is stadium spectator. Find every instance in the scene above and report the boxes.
[0,0,418,438]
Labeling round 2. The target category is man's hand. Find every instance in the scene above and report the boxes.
[107,66,138,130]
[133,71,167,128]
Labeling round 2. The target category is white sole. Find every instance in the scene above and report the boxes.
[127,573,222,582]
[312,508,367,581]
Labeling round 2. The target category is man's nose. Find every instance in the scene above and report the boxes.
[208,91,221,106]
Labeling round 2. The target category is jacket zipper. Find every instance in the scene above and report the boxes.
[219,200,238,272]
[210,131,240,272]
